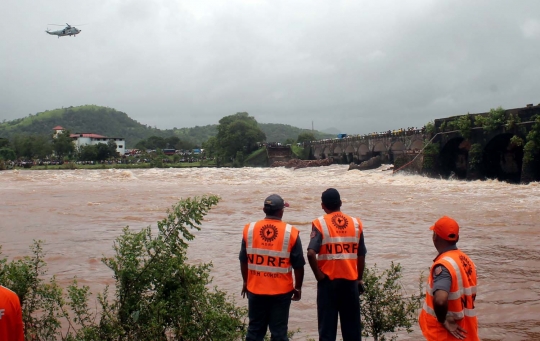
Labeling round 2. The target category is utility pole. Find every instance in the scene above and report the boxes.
[312,120,314,131]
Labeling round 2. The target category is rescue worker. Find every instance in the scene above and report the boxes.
[239,194,305,341]
[419,216,479,341]
[307,188,366,341]
[0,285,25,341]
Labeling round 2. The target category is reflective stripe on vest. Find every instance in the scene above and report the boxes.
[422,301,477,319]
[422,256,477,319]
[317,253,357,260]
[317,216,360,245]
[315,214,361,280]
[246,222,292,274]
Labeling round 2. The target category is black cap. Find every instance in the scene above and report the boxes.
[321,188,340,205]
[264,194,289,210]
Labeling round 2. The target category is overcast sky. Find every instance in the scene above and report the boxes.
[1,0,540,134]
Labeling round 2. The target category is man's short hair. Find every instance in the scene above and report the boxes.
[321,188,341,210]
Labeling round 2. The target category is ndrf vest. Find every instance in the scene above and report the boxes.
[243,219,299,295]
[419,249,479,341]
[313,212,362,280]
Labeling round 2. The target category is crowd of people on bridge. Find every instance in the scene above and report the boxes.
[310,126,428,145]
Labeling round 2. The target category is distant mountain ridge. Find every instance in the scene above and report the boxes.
[0,105,333,147]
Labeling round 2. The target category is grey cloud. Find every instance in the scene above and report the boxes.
[1,0,540,135]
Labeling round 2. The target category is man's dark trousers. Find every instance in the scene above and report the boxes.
[317,278,361,341]
[246,291,292,341]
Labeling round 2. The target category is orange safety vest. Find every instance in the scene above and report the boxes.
[243,219,299,295]
[312,212,362,280]
[419,249,479,341]
[0,285,25,341]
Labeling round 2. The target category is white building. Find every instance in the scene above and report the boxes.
[52,126,126,156]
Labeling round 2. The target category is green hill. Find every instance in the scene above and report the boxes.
[0,105,172,148]
[0,105,334,147]
[259,123,334,142]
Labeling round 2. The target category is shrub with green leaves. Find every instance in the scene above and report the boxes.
[424,121,435,135]
[468,143,483,171]
[0,195,247,341]
[524,115,540,163]
[360,262,424,341]
[455,114,473,139]
[475,106,506,134]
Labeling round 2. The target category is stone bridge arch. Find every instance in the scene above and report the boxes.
[358,144,370,161]
[344,145,356,162]
[410,139,424,151]
[482,133,524,183]
[323,146,331,159]
[439,136,467,179]
[391,141,406,151]
[313,147,323,159]
[372,141,386,154]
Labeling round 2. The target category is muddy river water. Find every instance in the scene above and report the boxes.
[1,166,539,340]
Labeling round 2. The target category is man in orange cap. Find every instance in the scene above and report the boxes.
[419,216,479,341]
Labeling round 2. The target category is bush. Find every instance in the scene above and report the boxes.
[360,262,424,341]
[468,143,483,171]
[475,106,506,134]
[424,121,435,135]
[455,114,473,140]
[0,196,247,341]
[524,115,540,163]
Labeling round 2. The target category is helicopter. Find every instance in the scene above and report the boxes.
[45,23,82,38]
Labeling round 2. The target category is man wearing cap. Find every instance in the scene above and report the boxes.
[307,188,366,341]
[419,216,479,341]
[239,194,305,341]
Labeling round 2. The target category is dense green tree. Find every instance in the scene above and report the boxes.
[147,136,167,149]
[296,132,316,143]
[9,135,52,159]
[134,140,147,150]
[135,135,195,151]
[165,136,181,148]
[107,140,119,158]
[77,142,117,161]
[0,147,16,161]
[11,135,34,158]
[0,138,9,148]
[215,112,266,161]
[97,143,114,161]
[32,135,53,159]
[79,145,98,161]
[284,138,295,145]
[174,139,196,151]
[53,130,75,159]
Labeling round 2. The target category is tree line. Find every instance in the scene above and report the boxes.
[0,112,319,166]
[0,130,118,162]
[0,105,334,149]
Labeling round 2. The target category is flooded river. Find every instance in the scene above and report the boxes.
[1,166,539,340]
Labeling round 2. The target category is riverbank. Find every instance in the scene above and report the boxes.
[3,161,217,170]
